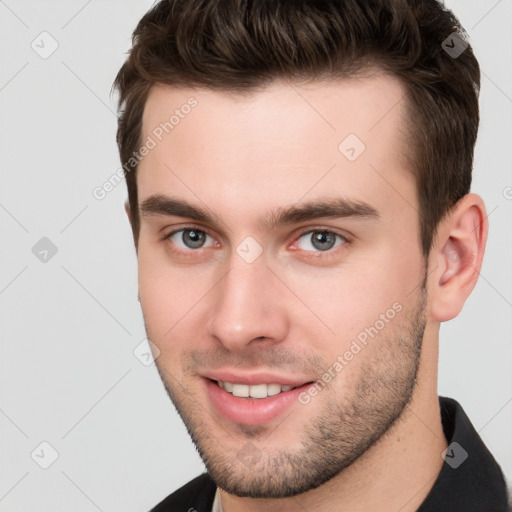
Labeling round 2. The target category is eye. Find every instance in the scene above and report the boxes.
[166,228,216,250]
[295,230,346,252]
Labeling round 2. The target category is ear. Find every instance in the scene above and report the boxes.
[124,200,132,225]
[428,193,488,322]
[124,200,140,252]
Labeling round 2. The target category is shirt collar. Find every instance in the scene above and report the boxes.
[417,396,510,510]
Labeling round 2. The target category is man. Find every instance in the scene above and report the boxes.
[113,1,510,510]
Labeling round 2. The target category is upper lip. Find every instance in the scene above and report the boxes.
[201,370,315,387]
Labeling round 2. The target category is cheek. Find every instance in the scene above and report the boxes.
[282,248,421,354]
[137,244,212,341]
[285,269,418,396]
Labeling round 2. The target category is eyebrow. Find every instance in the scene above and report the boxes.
[139,193,379,230]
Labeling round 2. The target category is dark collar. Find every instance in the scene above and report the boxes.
[418,396,510,511]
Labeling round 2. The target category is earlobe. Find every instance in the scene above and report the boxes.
[429,194,488,322]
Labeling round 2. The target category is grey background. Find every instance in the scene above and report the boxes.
[0,1,510,511]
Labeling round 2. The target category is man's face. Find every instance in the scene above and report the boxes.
[135,74,428,498]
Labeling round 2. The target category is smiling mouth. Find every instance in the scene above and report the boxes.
[204,377,315,425]
[211,379,313,399]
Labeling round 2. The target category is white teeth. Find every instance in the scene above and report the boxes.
[267,383,282,396]
[217,381,297,398]
[249,384,267,398]
[232,384,249,397]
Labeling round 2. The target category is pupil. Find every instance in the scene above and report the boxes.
[312,231,335,251]
[183,230,205,248]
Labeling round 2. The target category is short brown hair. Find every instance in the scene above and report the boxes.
[113,0,480,256]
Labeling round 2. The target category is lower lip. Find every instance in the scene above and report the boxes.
[204,378,312,426]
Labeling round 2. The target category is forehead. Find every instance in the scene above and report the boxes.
[137,74,415,229]
[141,72,408,146]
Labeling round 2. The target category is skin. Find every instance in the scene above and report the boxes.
[127,72,488,512]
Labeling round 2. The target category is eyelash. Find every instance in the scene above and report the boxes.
[162,225,351,260]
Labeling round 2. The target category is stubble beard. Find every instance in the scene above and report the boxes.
[149,286,427,498]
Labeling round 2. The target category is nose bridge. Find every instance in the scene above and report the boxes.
[207,252,288,348]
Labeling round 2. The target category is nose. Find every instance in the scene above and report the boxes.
[206,254,289,351]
